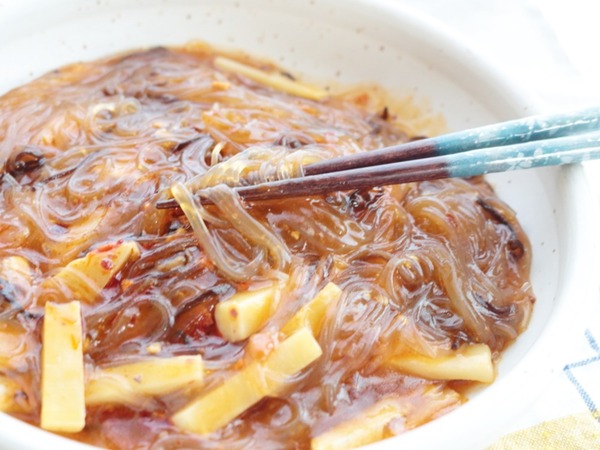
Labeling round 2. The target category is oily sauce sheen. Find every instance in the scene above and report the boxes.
[0,46,534,449]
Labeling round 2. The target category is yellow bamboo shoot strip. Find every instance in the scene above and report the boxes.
[214,56,329,101]
[0,256,32,282]
[389,343,494,383]
[41,301,85,433]
[281,282,342,337]
[312,386,462,450]
[0,375,20,412]
[311,397,404,450]
[0,331,24,369]
[402,386,462,430]
[215,285,278,342]
[48,208,106,263]
[172,327,322,435]
[0,256,33,309]
[86,356,204,406]
[0,257,33,370]
[50,241,141,303]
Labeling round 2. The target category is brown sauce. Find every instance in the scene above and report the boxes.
[0,45,534,449]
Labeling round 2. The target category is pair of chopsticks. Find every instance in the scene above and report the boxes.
[155,106,600,209]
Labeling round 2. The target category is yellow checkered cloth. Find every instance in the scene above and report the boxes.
[490,412,600,449]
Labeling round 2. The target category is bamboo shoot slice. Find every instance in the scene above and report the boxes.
[172,327,322,435]
[390,344,494,383]
[311,397,403,450]
[312,386,462,450]
[0,257,33,369]
[215,285,278,342]
[51,241,141,303]
[214,56,328,100]
[0,256,32,281]
[0,256,33,312]
[41,301,85,433]
[46,208,106,264]
[86,356,204,406]
[0,375,20,413]
[0,331,24,369]
[281,283,341,337]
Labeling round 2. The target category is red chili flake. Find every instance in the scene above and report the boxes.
[101,258,114,270]
[95,242,118,253]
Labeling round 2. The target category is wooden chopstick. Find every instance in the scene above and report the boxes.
[303,105,600,176]
[155,107,600,209]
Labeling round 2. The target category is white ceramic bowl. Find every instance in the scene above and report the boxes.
[0,1,597,449]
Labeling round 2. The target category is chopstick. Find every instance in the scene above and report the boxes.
[304,105,600,176]
[155,107,600,209]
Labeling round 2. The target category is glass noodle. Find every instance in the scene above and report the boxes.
[0,45,534,449]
